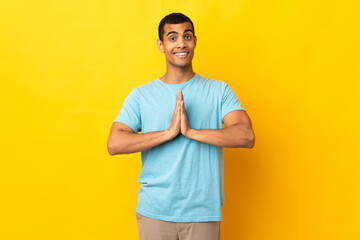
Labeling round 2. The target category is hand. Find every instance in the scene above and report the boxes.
[179,90,191,137]
[167,90,182,139]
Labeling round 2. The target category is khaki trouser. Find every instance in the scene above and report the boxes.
[136,212,221,240]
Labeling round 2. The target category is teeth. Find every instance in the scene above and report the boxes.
[175,52,187,55]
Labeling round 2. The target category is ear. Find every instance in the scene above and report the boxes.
[194,36,197,47]
[156,39,164,53]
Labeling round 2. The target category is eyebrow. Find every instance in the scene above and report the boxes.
[166,28,193,36]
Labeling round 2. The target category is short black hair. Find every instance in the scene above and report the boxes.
[158,13,195,41]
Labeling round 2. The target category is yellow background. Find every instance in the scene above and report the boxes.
[1,0,359,239]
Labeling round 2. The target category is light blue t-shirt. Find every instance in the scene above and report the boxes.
[113,73,246,222]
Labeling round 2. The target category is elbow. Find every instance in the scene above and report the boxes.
[236,127,254,148]
[107,131,133,155]
[108,141,132,155]
[107,142,127,156]
[247,138,255,149]
[107,143,118,156]
[246,131,255,149]
[235,126,255,148]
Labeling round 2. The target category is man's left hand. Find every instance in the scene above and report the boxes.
[179,90,192,137]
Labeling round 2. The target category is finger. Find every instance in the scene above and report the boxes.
[179,90,183,101]
[177,97,182,112]
[182,101,187,118]
[179,101,182,118]
[177,92,182,107]
[175,91,180,108]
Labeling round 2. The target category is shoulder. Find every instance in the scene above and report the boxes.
[124,79,160,99]
[135,78,160,93]
[196,74,229,90]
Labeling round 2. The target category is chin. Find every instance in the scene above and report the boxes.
[175,63,191,68]
[168,61,191,68]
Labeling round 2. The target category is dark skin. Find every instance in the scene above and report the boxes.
[107,22,255,155]
[156,22,197,83]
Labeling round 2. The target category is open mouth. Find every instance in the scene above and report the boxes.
[173,52,190,58]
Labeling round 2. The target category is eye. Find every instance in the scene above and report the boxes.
[169,37,176,41]
[185,35,192,40]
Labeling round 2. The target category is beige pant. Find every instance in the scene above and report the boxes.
[136,212,221,240]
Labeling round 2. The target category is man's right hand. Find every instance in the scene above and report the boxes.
[108,90,186,155]
[167,90,182,139]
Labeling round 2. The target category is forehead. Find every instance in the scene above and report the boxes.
[163,22,193,35]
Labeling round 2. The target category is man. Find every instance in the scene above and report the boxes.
[107,12,255,240]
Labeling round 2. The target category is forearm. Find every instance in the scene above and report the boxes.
[108,129,173,155]
[186,124,255,148]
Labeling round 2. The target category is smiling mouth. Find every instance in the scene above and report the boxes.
[173,52,190,58]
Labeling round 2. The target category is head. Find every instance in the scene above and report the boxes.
[158,13,195,42]
[157,13,197,69]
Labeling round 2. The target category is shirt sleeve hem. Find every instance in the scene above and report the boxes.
[113,119,138,133]
[222,108,246,121]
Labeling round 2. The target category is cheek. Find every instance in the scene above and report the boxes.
[165,52,175,60]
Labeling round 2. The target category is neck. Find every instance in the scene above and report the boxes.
[160,63,195,84]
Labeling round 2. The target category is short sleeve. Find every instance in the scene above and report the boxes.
[221,82,246,120]
[113,88,141,133]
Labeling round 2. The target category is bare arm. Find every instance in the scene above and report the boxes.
[107,90,183,155]
[179,89,255,148]
[185,110,255,148]
[107,123,172,155]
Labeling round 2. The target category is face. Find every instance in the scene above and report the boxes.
[157,22,197,68]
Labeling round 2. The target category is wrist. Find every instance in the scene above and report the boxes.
[165,129,177,140]
[184,128,196,139]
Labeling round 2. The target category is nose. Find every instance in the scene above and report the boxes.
[177,37,187,48]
